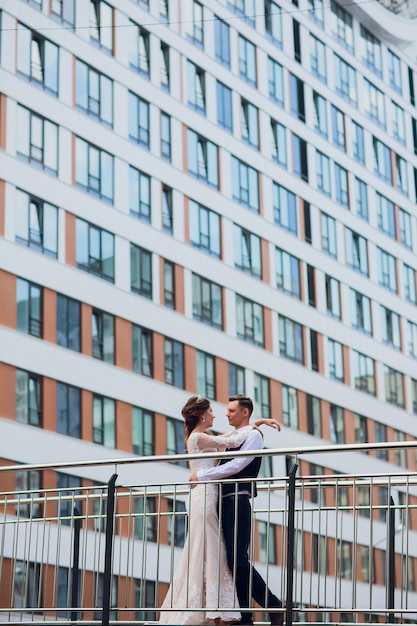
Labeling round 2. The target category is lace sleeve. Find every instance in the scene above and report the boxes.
[195,429,251,450]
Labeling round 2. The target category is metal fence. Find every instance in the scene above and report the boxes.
[1,442,417,625]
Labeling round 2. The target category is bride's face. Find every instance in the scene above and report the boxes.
[202,405,215,427]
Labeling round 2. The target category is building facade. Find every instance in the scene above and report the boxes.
[1,0,417,618]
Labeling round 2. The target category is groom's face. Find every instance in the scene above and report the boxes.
[227,400,250,429]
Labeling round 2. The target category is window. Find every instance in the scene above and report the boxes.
[335,163,348,207]
[396,155,409,196]
[330,0,353,51]
[187,62,205,114]
[346,229,368,276]
[376,194,395,238]
[215,17,230,67]
[412,379,417,414]
[17,106,58,175]
[293,19,301,63]
[273,183,297,234]
[90,0,113,52]
[282,385,298,429]
[375,422,388,460]
[334,54,357,105]
[384,366,404,407]
[241,99,259,148]
[388,50,402,94]
[132,407,154,455]
[135,579,157,622]
[167,499,186,548]
[159,0,168,20]
[163,260,175,308]
[16,190,58,258]
[51,0,75,28]
[128,92,149,147]
[164,338,184,388]
[380,305,400,349]
[354,414,368,445]
[328,339,343,381]
[17,24,59,95]
[350,289,372,335]
[239,36,256,86]
[352,121,365,165]
[216,81,233,132]
[57,474,80,526]
[231,157,259,211]
[290,74,305,122]
[259,521,276,564]
[229,363,245,395]
[360,25,382,77]
[372,138,391,183]
[134,496,156,541]
[408,320,417,358]
[313,92,328,137]
[355,178,368,221]
[131,244,152,298]
[353,351,375,394]
[329,404,344,443]
[162,185,173,234]
[75,137,113,202]
[377,247,397,292]
[316,151,330,196]
[234,225,261,278]
[325,275,340,319]
[236,295,264,346]
[310,330,319,371]
[364,80,386,128]
[160,42,170,91]
[307,395,321,437]
[189,200,220,257]
[392,102,406,145]
[276,248,300,298]
[254,373,270,418]
[92,309,114,363]
[271,119,287,167]
[166,417,186,465]
[188,130,218,188]
[310,36,326,82]
[15,473,42,520]
[268,57,284,106]
[132,325,153,377]
[279,315,303,363]
[321,213,337,258]
[265,0,282,45]
[308,0,324,26]
[331,106,345,150]
[160,112,171,161]
[293,135,308,182]
[16,370,42,427]
[76,60,112,126]
[399,209,412,250]
[404,264,416,303]
[197,350,215,399]
[57,382,81,438]
[57,294,81,351]
[93,395,115,447]
[192,274,222,328]
[228,0,255,26]
[129,167,150,222]
[185,0,204,48]
[17,278,42,338]
[76,218,114,282]
[129,21,149,76]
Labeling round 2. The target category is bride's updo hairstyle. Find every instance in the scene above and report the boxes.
[182,395,210,439]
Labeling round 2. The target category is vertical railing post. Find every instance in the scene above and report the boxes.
[71,506,81,622]
[102,474,118,626]
[387,496,395,623]
[286,464,298,626]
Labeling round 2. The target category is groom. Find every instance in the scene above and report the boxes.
[189,394,284,625]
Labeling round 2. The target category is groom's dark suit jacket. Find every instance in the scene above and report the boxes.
[219,441,262,497]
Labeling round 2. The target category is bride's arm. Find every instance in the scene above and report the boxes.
[194,429,252,450]
[253,418,281,431]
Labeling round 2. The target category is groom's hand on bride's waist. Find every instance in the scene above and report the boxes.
[189,472,198,487]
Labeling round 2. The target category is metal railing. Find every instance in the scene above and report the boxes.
[0,441,417,625]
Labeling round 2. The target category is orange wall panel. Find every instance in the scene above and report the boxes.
[81,390,93,442]
[0,363,15,420]
[81,303,92,356]
[263,307,272,352]
[270,379,281,423]
[0,94,6,150]
[215,357,228,403]
[261,238,270,284]
[43,289,57,343]
[184,345,196,393]
[0,179,5,236]
[115,317,132,370]
[153,332,165,382]
[65,212,76,266]
[43,377,56,433]
[116,401,132,452]
[174,264,185,314]
[297,390,307,434]
[154,413,167,455]
[343,345,350,386]
[0,270,16,329]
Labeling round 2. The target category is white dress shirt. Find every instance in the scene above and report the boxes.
[196,426,263,482]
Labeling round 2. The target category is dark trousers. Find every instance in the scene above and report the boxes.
[221,495,282,624]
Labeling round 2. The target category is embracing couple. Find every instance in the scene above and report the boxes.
[159,394,284,625]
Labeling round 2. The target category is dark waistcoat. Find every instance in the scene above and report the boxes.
[219,442,262,497]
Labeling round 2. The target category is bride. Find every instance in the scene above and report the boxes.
[158,395,279,625]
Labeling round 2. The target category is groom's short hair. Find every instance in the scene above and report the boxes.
[229,394,253,417]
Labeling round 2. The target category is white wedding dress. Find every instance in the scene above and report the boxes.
[159,430,246,625]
